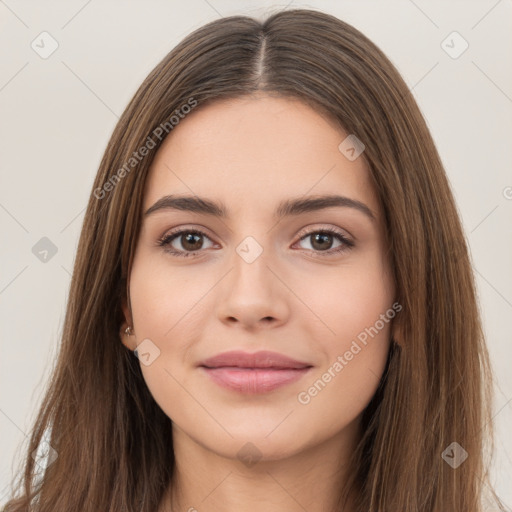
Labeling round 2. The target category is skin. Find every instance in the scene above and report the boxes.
[121,93,397,512]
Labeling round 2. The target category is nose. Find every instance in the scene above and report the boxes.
[215,245,290,331]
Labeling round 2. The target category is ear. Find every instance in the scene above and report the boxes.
[121,294,132,325]
[120,293,136,351]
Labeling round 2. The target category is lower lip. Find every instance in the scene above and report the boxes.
[200,366,312,394]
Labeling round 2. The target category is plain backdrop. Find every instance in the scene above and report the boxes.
[1,0,511,507]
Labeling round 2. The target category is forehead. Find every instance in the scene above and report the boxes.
[143,95,380,220]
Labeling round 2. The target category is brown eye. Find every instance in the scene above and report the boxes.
[309,232,335,251]
[295,228,354,256]
[158,229,214,257]
[179,232,204,251]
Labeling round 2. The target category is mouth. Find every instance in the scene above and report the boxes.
[198,350,313,393]
[199,350,312,370]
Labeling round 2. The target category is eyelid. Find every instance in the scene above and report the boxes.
[295,223,351,241]
[156,226,216,250]
[293,225,354,256]
[158,223,351,242]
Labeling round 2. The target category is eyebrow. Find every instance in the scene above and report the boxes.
[144,194,376,222]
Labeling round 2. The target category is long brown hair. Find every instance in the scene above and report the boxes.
[3,8,506,512]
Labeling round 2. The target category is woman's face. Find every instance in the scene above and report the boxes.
[122,94,396,462]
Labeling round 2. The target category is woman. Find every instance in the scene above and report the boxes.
[3,8,507,512]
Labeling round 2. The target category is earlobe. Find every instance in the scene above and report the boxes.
[120,294,136,351]
[120,323,136,351]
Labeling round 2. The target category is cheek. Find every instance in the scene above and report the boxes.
[296,288,392,422]
[128,261,204,421]
[297,337,390,430]
[293,257,394,408]
[128,258,214,400]
[129,258,208,340]
[297,253,394,345]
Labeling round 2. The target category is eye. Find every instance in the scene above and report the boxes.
[293,227,354,257]
[157,226,354,258]
[157,228,215,258]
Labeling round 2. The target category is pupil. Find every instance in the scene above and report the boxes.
[183,233,202,250]
[312,233,332,250]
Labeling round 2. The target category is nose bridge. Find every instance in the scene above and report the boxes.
[216,231,289,327]
[230,232,274,295]
[227,207,275,268]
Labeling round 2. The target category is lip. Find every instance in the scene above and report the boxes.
[199,350,313,394]
[201,367,312,394]
[199,350,311,370]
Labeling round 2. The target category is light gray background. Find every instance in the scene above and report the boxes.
[1,0,511,507]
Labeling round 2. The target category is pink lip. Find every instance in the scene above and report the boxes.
[199,350,313,394]
[200,350,311,369]
[201,367,311,393]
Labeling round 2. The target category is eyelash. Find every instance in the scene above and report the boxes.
[156,227,354,259]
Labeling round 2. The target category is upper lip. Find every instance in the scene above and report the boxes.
[200,350,312,369]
